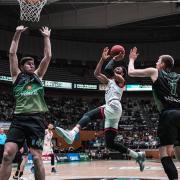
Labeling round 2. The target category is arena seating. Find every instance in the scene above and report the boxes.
[0,88,159,152]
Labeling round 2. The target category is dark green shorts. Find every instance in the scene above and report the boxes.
[6,113,47,150]
[158,109,180,146]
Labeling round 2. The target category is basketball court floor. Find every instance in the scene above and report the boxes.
[10,160,180,180]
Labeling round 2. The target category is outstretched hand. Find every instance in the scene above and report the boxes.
[129,47,139,61]
[16,25,28,33]
[40,26,51,37]
[102,47,110,61]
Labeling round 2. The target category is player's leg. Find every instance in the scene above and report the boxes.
[158,110,178,180]
[0,142,19,180]
[27,114,46,180]
[29,148,45,180]
[0,122,24,180]
[49,153,56,173]
[104,101,145,171]
[173,114,180,161]
[160,145,178,180]
[18,141,29,178]
[55,107,102,144]
[18,155,28,178]
[13,152,22,179]
[104,129,145,171]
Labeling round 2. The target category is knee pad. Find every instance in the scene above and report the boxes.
[78,108,100,127]
[85,108,100,120]
[106,139,114,149]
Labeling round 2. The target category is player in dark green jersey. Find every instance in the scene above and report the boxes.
[128,47,180,180]
[0,25,51,180]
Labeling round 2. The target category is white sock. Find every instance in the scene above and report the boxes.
[71,127,79,136]
[128,149,138,159]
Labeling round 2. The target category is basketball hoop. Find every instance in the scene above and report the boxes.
[17,0,47,22]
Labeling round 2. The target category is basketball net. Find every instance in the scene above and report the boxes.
[17,0,47,22]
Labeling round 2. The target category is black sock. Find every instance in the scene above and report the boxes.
[50,154,55,166]
[15,170,19,176]
[161,156,178,180]
[19,171,23,177]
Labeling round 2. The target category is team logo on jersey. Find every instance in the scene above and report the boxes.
[26,85,32,90]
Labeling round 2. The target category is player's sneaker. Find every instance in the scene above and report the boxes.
[18,177,27,180]
[12,175,18,180]
[30,166,35,174]
[51,167,57,173]
[55,127,75,144]
[136,152,145,172]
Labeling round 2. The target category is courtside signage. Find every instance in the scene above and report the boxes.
[126,84,152,91]
[42,80,72,89]
[0,75,72,89]
[0,75,152,91]
[0,76,12,81]
[73,83,98,90]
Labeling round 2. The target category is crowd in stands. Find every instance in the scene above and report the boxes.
[0,89,159,150]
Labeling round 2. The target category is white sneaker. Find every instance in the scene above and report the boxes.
[18,177,28,180]
[55,127,75,144]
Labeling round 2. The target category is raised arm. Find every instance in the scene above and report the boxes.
[104,52,124,77]
[35,27,51,79]
[128,47,158,82]
[94,47,110,84]
[9,25,28,81]
[104,59,115,77]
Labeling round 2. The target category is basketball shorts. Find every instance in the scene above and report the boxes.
[158,109,180,146]
[42,144,53,155]
[101,100,122,129]
[6,113,47,150]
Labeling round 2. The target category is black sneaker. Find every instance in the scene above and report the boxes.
[30,166,35,174]
[12,175,19,180]
[51,167,57,173]
[136,152,145,172]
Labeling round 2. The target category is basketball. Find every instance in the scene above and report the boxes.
[110,45,125,57]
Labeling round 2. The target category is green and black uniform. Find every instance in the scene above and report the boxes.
[6,73,48,150]
[152,70,180,146]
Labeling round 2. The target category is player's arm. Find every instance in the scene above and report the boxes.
[35,27,52,79]
[128,47,158,82]
[104,52,124,77]
[94,47,110,84]
[45,129,48,135]
[51,141,53,147]
[9,25,28,82]
[104,59,115,77]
